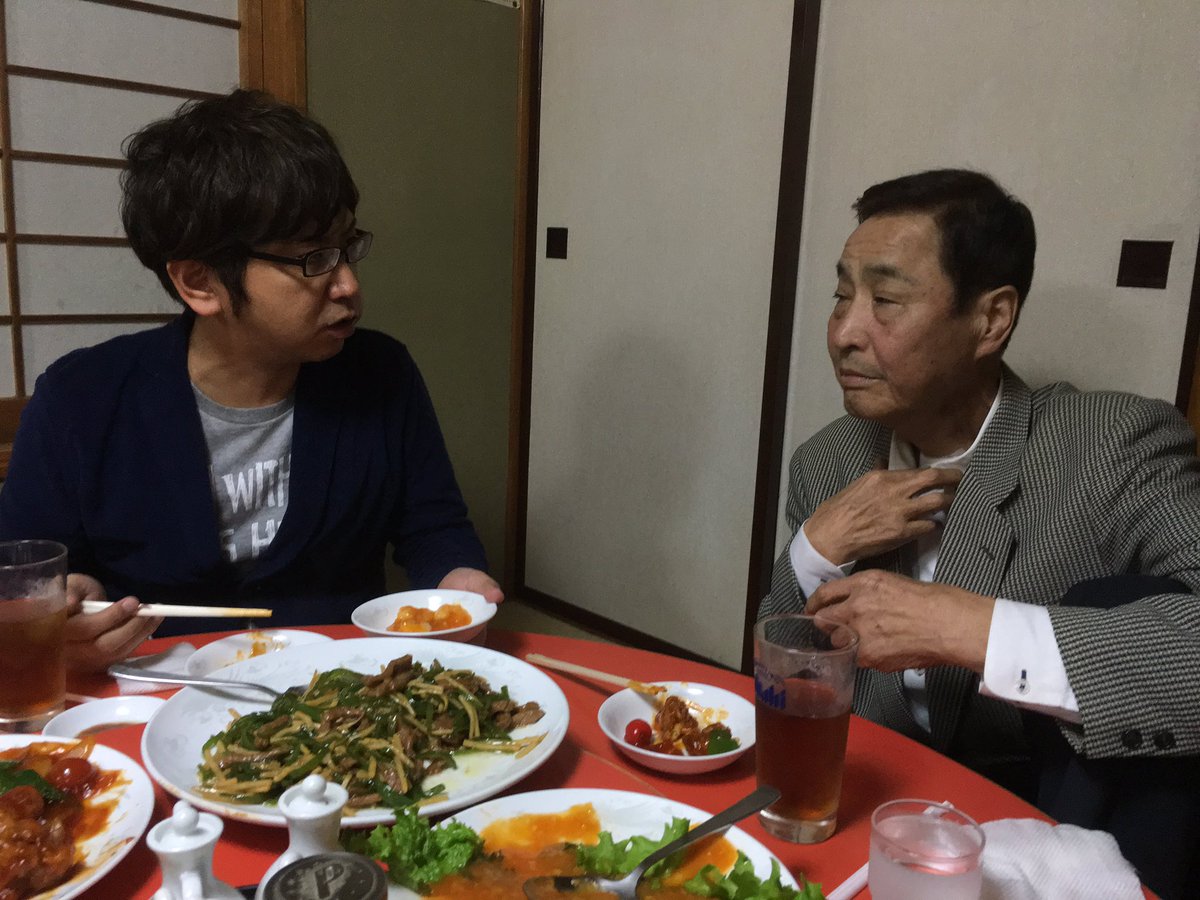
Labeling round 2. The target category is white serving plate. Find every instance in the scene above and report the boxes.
[42,695,166,738]
[597,681,756,775]
[351,589,496,642]
[140,637,569,827]
[380,787,801,898]
[0,734,155,900]
[185,629,333,676]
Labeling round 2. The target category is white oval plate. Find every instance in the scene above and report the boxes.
[43,695,166,738]
[381,788,800,898]
[140,637,569,827]
[598,681,756,775]
[0,734,155,900]
[351,590,496,642]
[184,629,334,676]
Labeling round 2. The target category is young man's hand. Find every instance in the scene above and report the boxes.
[438,567,504,604]
[64,574,161,673]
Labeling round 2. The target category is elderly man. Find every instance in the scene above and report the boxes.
[760,170,1200,794]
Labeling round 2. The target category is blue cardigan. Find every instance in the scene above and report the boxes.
[0,316,488,633]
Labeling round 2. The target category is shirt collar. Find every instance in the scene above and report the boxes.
[889,380,1004,472]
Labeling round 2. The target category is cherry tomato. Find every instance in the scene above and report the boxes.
[47,756,95,794]
[624,719,652,747]
[0,784,45,819]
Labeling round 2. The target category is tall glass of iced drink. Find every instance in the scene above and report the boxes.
[0,540,68,732]
[754,613,858,843]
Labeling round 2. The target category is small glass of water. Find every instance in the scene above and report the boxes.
[869,799,985,900]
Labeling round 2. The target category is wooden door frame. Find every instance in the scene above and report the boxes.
[240,0,307,109]
[1175,228,1200,435]
[504,0,824,671]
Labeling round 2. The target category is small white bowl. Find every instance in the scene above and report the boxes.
[351,589,496,642]
[185,629,334,676]
[597,681,756,775]
[42,695,166,738]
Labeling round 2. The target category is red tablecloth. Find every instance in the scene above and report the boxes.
[65,626,1142,898]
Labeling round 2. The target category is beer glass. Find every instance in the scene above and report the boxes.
[0,540,68,732]
[754,613,858,843]
[869,799,985,900]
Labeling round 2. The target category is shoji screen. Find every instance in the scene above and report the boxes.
[0,0,241,462]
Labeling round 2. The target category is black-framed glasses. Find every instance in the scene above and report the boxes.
[246,229,373,277]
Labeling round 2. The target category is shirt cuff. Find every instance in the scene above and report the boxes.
[980,598,1081,724]
[789,522,856,599]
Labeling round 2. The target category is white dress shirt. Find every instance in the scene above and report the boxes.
[789,383,1082,728]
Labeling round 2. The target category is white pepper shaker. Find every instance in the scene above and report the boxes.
[256,774,351,900]
[148,800,244,900]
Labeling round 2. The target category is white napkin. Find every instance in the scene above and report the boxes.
[116,643,196,694]
[980,818,1142,900]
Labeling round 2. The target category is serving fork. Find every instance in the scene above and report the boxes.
[107,664,301,699]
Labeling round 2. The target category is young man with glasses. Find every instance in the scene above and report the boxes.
[0,90,500,670]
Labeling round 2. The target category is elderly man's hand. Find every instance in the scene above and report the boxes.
[64,574,161,673]
[804,467,962,565]
[806,570,993,673]
[438,567,504,604]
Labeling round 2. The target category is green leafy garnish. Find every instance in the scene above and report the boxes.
[0,760,65,802]
[574,817,690,880]
[705,726,739,755]
[342,806,483,893]
[684,854,825,899]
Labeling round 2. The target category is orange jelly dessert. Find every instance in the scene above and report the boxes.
[387,603,472,633]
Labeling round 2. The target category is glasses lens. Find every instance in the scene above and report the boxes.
[347,231,373,264]
[304,248,341,277]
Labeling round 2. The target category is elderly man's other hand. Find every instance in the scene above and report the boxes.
[806,570,993,673]
[805,467,962,565]
[64,574,161,673]
[438,567,504,604]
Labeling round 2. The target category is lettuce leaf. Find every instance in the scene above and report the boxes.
[574,816,690,879]
[683,854,826,899]
[342,807,483,892]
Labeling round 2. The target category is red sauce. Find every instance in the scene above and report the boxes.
[0,740,121,899]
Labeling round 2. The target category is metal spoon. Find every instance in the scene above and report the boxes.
[107,664,296,699]
[522,784,781,899]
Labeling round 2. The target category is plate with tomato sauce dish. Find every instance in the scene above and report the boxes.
[0,734,155,899]
[598,681,755,775]
[399,788,800,898]
[185,629,333,677]
[351,589,495,643]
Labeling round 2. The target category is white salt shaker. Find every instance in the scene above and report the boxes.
[256,774,351,900]
[148,800,244,900]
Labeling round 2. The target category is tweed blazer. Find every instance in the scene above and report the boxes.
[762,367,1200,764]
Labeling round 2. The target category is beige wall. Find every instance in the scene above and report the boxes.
[306,0,520,579]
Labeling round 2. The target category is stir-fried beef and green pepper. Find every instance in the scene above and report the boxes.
[197,654,545,810]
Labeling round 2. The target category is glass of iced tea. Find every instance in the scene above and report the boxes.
[869,799,985,900]
[0,540,68,733]
[753,613,857,843]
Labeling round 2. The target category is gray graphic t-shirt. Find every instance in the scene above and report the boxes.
[193,386,294,571]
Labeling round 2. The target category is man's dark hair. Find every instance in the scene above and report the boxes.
[121,89,359,311]
[853,169,1036,315]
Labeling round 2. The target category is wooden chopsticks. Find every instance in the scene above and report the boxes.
[524,653,666,698]
[81,600,272,619]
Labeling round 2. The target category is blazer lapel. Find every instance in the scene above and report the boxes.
[136,316,227,575]
[926,367,1029,751]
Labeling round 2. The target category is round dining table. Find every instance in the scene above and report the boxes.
[65,625,1148,898]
